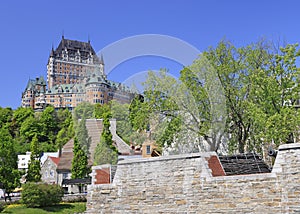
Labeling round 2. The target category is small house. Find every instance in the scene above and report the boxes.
[41,156,60,184]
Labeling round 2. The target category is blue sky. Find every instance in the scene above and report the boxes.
[0,0,300,109]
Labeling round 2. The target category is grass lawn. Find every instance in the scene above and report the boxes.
[1,202,86,214]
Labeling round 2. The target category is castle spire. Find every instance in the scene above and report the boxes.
[100,53,104,65]
[50,44,54,57]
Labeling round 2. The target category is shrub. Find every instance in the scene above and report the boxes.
[0,201,5,212]
[21,183,64,207]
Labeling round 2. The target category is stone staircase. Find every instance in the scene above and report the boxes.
[110,119,131,155]
[84,119,131,165]
[85,119,103,164]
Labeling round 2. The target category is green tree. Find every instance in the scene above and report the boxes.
[0,107,13,129]
[19,116,41,144]
[11,107,34,130]
[11,107,34,140]
[0,127,21,199]
[93,139,118,165]
[56,127,69,154]
[56,109,72,129]
[55,109,74,152]
[111,100,135,144]
[201,41,252,153]
[73,102,94,121]
[71,137,89,179]
[245,43,300,149]
[94,109,118,165]
[94,103,111,119]
[140,69,209,154]
[129,95,149,132]
[76,117,91,156]
[156,116,182,148]
[39,106,58,149]
[26,134,41,182]
[202,40,300,153]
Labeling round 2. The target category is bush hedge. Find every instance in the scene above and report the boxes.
[21,183,64,207]
[0,201,5,212]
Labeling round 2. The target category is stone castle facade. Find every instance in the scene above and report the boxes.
[22,36,135,110]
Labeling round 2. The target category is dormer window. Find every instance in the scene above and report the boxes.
[58,86,63,93]
[146,145,151,155]
[72,86,78,93]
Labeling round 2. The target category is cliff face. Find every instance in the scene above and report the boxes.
[86,143,300,213]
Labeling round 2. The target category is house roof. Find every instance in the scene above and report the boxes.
[57,139,74,171]
[62,177,91,185]
[40,152,59,165]
[49,156,60,166]
[219,153,271,176]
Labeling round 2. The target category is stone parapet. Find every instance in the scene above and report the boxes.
[86,143,300,213]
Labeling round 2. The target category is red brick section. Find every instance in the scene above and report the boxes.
[207,155,226,176]
[95,168,110,184]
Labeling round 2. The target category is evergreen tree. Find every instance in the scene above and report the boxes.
[73,102,94,121]
[76,116,91,156]
[56,127,69,153]
[94,137,118,165]
[26,134,41,182]
[94,110,118,165]
[71,137,89,179]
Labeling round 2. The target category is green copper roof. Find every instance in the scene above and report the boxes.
[25,76,46,91]
[47,83,85,94]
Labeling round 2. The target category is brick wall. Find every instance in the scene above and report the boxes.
[94,168,110,184]
[86,143,300,213]
[90,165,111,185]
[207,155,226,176]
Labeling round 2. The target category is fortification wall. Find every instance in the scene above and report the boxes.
[86,143,300,213]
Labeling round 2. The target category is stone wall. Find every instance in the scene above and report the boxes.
[86,143,300,213]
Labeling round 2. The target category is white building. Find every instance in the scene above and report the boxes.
[17,152,31,170]
[18,151,59,170]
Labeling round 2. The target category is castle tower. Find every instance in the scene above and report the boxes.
[46,36,101,90]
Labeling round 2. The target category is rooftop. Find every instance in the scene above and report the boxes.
[52,36,101,64]
[219,153,271,176]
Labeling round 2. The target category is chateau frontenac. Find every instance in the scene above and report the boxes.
[21,36,135,110]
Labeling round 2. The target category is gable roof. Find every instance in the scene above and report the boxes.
[49,156,60,166]
[57,139,74,171]
[219,153,271,176]
[40,152,59,165]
